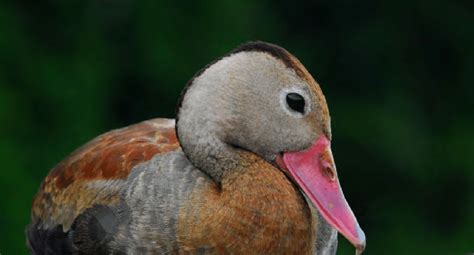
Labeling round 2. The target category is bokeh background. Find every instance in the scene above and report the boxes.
[1,0,473,254]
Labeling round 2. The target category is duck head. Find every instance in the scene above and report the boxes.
[176,41,365,251]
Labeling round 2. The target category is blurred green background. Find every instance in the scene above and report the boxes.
[0,0,473,254]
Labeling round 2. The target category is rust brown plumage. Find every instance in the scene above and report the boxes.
[31,119,179,230]
[177,152,316,254]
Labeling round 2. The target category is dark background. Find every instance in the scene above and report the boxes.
[0,0,473,254]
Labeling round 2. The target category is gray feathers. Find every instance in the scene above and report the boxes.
[109,150,212,253]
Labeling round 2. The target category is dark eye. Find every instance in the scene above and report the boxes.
[286,93,305,114]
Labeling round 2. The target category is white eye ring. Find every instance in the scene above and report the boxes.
[279,87,311,117]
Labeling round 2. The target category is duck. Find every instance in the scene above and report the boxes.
[27,41,365,254]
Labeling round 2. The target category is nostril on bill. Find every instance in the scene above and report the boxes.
[319,152,336,181]
[322,165,336,181]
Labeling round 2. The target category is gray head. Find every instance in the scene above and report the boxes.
[176,41,331,183]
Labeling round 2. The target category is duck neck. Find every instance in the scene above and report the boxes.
[178,126,245,184]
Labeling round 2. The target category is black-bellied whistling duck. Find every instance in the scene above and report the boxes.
[27,41,365,254]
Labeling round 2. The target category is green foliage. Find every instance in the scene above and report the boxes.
[0,0,473,254]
